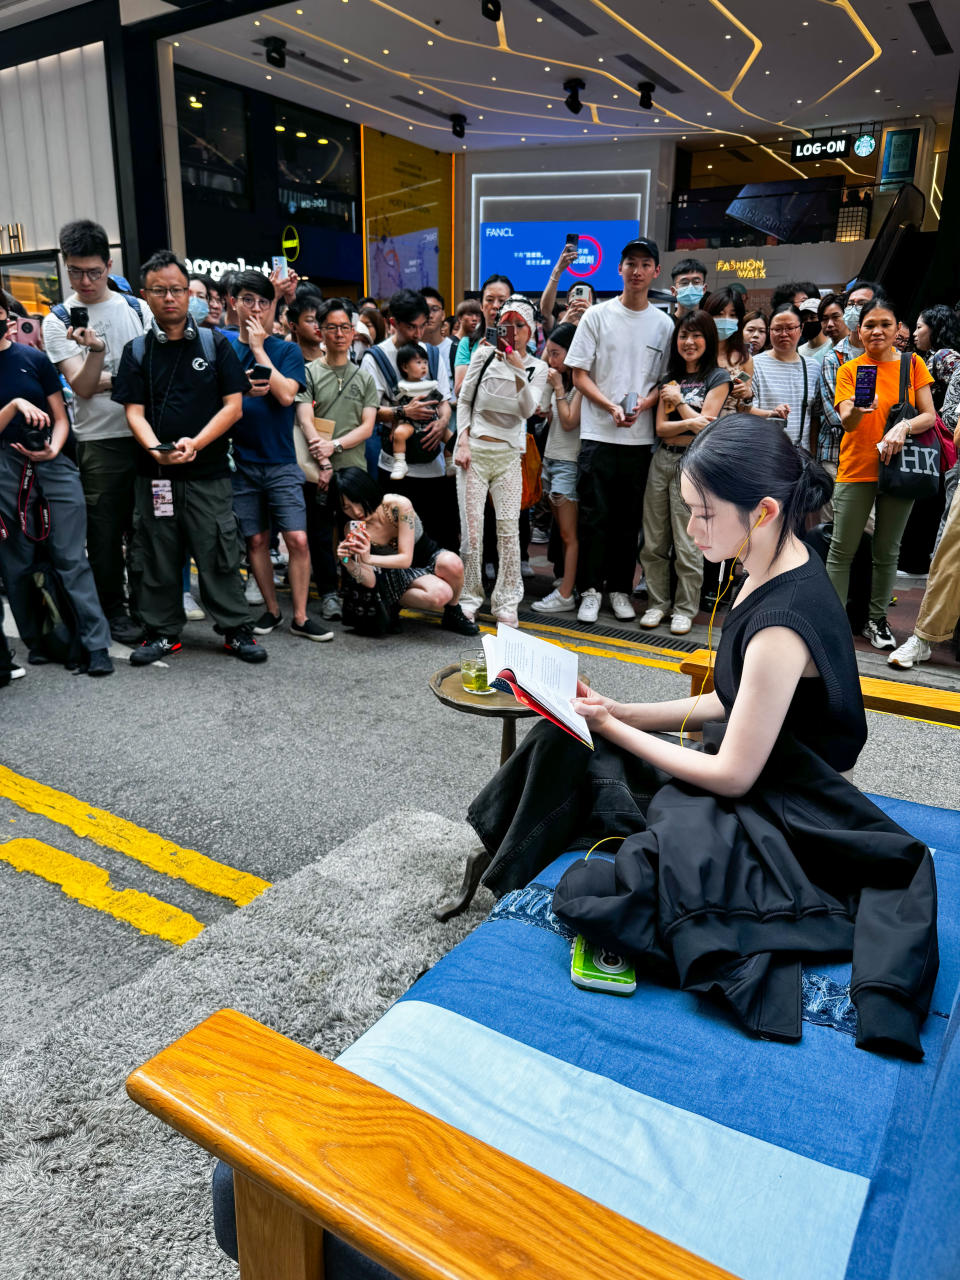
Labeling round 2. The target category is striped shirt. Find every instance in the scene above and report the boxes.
[751,351,813,451]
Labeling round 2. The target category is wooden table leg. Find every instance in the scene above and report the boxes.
[235,1171,325,1279]
[434,845,494,922]
[499,716,517,766]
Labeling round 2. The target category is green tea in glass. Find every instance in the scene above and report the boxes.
[460,650,492,695]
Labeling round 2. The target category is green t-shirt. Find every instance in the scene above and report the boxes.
[296,359,379,471]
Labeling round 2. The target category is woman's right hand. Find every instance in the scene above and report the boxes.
[555,245,578,274]
[546,368,564,393]
[454,440,471,470]
[11,399,50,427]
[575,679,618,713]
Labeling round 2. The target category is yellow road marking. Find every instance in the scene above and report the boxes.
[473,623,683,674]
[0,765,270,906]
[0,838,204,946]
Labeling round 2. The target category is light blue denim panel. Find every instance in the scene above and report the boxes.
[490,881,862,1035]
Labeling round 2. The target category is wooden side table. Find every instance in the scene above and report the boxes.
[428,663,535,921]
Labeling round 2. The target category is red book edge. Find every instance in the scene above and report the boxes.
[493,668,593,749]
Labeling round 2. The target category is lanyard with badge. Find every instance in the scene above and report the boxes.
[147,336,184,518]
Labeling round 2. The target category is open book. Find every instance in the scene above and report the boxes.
[481,624,593,749]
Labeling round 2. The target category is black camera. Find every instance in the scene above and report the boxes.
[21,424,52,452]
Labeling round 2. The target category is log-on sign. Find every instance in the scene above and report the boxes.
[282,225,300,263]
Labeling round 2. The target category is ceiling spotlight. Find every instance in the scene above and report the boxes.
[451,113,467,140]
[264,37,287,70]
[637,81,654,110]
[563,78,586,115]
[481,0,502,20]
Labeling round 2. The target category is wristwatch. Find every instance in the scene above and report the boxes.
[333,441,343,455]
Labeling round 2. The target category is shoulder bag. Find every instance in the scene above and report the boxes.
[877,354,940,500]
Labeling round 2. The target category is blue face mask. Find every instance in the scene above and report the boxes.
[843,305,860,332]
[188,295,210,325]
[676,284,705,307]
[713,317,739,340]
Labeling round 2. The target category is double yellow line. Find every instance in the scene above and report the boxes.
[0,764,269,946]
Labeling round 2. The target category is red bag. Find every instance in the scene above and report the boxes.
[934,413,957,472]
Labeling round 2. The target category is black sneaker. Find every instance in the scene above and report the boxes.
[441,603,480,636]
[290,616,334,643]
[223,627,268,664]
[862,618,896,650]
[86,648,115,677]
[130,637,182,666]
[108,613,144,646]
[253,609,282,635]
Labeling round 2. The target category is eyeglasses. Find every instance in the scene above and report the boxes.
[770,325,801,335]
[144,286,189,298]
[322,323,353,333]
[66,266,105,281]
[239,295,272,310]
[426,304,444,315]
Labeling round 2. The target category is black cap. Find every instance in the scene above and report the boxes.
[619,236,660,266]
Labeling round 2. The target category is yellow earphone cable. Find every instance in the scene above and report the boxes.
[583,835,626,861]
[678,512,765,748]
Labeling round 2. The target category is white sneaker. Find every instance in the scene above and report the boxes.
[609,592,636,621]
[245,575,264,606]
[633,574,648,597]
[888,634,932,669]
[577,588,601,623]
[639,607,665,629]
[182,591,205,621]
[530,527,550,544]
[532,589,576,614]
[670,612,693,636]
[520,561,535,578]
[390,457,408,480]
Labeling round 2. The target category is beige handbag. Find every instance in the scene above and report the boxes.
[294,417,336,484]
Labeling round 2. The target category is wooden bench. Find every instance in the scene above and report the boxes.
[679,649,960,729]
[127,1007,734,1280]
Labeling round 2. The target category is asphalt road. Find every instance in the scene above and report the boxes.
[2,596,957,1057]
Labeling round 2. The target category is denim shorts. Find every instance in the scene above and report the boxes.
[231,461,307,537]
[541,456,579,501]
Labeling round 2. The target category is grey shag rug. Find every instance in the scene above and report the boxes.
[0,809,490,1279]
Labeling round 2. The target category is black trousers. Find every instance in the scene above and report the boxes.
[576,441,651,594]
[303,482,338,596]
[75,436,140,619]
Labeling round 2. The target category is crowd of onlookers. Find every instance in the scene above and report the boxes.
[1,218,958,689]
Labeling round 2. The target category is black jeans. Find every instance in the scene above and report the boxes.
[576,441,652,594]
[468,720,668,897]
[76,436,140,619]
[304,482,338,596]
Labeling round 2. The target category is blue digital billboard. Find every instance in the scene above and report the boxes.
[478,219,641,292]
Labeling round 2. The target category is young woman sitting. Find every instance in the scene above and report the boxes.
[466,415,936,1059]
[334,467,477,635]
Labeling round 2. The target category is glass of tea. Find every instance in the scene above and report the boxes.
[460,650,492,695]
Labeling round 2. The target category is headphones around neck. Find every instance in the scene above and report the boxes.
[152,316,197,344]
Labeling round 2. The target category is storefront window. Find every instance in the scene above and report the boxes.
[176,68,249,208]
[273,104,358,231]
[0,255,62,316]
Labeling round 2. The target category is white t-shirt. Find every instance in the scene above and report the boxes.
[751,351,814,450]
[541,385,581,462]
[564,297,674,446]
[363,337,453,479]
[42,291,150,441]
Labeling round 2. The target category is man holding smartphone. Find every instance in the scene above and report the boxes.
[564,237,673,624]
[112,250,265,666]
[227,270,331,642]
[43,219,151,646]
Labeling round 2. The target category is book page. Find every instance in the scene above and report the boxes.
[483,625,591,746]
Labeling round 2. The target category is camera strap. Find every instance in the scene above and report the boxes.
[17,461,52,542]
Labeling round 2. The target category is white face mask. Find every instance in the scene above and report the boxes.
[713,317,739,340]
[843,305,861,332]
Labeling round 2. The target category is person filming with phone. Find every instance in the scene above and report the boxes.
[454,296,547,626]
[540,237,596,328]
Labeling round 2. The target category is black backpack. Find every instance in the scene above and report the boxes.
[24,562,86,669]
[364,343,443,464]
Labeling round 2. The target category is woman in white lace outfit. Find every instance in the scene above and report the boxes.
[454,297,548,626]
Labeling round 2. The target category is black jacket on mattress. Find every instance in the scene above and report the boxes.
[552,555,938,1060]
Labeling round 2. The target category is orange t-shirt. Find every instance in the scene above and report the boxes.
[834,352,933,483]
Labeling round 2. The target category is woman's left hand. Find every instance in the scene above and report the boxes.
[879,422,909,462]
[503,344,526,372]
[572,695,615,731]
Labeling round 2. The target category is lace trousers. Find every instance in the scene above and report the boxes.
[457,437,523,616]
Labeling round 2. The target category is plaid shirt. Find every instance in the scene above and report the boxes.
[816,337,860,465]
